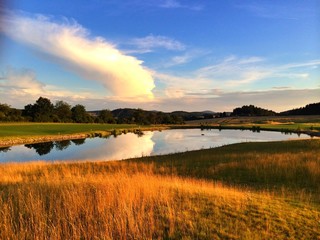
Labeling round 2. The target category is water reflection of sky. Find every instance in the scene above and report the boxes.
[0,129,309,163]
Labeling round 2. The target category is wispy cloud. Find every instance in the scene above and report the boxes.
[164,49,211,67]
[129,34,186,53]
[154,55,320,99]
[195,56,269,87]
[1,12,155,99]
[159,0,203,11]
[153,88,320,112]
[236,2,317,20]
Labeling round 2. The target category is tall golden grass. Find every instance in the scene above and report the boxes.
[0,160,319,240]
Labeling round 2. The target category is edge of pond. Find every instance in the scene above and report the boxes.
[0,126,169,148]
[0,124,318,148]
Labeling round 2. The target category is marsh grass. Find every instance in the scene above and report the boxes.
[0,140,319,239]
[133,139,320,203]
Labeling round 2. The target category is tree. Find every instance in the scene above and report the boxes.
[280,102,320,115]
[71,104,91,123]
[23,97,54,122]
[54,101,72,122]
[34,97,54,122]
[133,109,149,125]
[0,103,23,122]
[23,104,35,121]
[97,109,115,123]
[231,105,276,116]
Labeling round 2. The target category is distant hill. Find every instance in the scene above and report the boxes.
[280,102,320,115]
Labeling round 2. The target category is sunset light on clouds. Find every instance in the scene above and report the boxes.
[0,1,319,112]
[2,12,155,100]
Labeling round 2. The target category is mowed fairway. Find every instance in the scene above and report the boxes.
[0,123,137,137]
[0,140,319,239]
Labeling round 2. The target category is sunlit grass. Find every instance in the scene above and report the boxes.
[0,139,319,239]
[0,163,319,239]
[133,139,320,203]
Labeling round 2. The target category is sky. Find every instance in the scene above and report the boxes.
[0,0,319,112]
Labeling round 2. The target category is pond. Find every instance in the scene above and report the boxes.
[0,129,309,163]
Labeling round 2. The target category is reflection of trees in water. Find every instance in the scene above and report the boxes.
[0,147,11,153]
[71,138,86,145]
[24,138,87,156]
[54,140,71,151]
[25,142,54,156]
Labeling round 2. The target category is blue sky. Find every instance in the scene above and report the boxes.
[0,0,319,112]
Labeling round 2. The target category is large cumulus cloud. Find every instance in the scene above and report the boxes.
[1,12,155,99]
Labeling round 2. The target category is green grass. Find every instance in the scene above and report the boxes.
[0,123,138,137]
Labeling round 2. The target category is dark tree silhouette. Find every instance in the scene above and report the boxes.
[97,109,115,123]
[71,104,92,123]
[25,142,54,155]
[54,101,72,122]
[55,140,71,151]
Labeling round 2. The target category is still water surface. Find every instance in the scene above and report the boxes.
[0,129,309,163]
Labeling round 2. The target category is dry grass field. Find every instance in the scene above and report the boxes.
[0,140,319,239]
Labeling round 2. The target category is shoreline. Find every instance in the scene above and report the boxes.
[0,125,319,148]
[0,126,170,148]
[0,124,320,148]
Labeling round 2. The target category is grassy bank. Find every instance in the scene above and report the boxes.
[185,115,320,135]
[0,140,319,239]
[0,123,168,147]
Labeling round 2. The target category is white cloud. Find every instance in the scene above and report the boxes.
[196,56,269,84]
[0,67,101,108]
[0,67,45,97]
[195,56,320,88]
[2,12,155,99]
[153,55,320,101]
[1,67,318,113]
[153,88,320,112]
[164,49,210,67]
[159,0,203,11]
[130,34,186,53]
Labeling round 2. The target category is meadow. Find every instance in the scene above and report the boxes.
[0,139,319,239]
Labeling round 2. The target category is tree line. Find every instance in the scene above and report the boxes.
[0,97,184,124]
[0,97,114,123]
[279,102,320,116]
[230,103,320,117]
[0,97,319,123]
